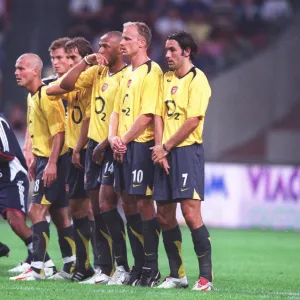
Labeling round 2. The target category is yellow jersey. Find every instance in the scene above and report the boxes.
[27,85,66,157]
[48,81,91,149]
[114,60,163,143]
[157,67,211,147]
[75,65,128,143]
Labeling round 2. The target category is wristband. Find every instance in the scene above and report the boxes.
[83,56,92,66]
[163,144,169,152]
[96,144,106,153]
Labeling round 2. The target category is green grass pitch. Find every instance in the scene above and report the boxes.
[0,221,299,299]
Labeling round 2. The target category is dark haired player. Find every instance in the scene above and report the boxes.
[46,37,95,281]
[152,31,213,291]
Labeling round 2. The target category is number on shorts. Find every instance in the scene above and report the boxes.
[132,169,143,183]
[104,162,114,174]
[182,173,188,187]
[34,179,40,192]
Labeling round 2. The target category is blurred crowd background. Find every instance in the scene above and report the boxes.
[67,0,294,73]
[0,0,298,163]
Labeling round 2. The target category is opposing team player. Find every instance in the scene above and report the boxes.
[152,31,213,291]
[0,113,49,271]
[13,53,75,281]
[50,31,129,284]
[109,22,162,287]
[46,37,95,281]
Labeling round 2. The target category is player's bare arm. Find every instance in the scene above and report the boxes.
[43,131,64,187]
[121,113,153,145]
[108,111,126,153]
[46,83,68,96]
[152,116,201,163]
[109,111,126,163]
[60,53,107,91]
[23,127,34,167]
[151,115,169,174]
[28,155,37,181]
[154,115,164,146]
[92,138,109,165]
[72,116,90,170]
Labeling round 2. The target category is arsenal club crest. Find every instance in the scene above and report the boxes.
[127,79,132,88]
[171,86,178,95]
[102,83,108,92]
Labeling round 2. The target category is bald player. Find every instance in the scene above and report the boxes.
[57,31,133,285]
[13,53,74,281]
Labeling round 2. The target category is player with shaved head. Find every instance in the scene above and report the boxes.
[54,31,133,284]
[13,52,72,281]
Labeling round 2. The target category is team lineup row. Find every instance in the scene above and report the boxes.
[0,21,212,291]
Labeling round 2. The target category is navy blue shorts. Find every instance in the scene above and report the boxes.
[66,148,87,199]
[153,144,204,202]
[84,139,101,191]
[97,147,114,186]
[114,140,154,196]
[0,172,29,219]
[32,154,68,208]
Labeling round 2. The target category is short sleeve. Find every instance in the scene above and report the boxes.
[140,69,162,115]
[186,72,211,119]
[75,66,99,90]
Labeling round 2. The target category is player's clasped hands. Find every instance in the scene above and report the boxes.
[151,145,168,162]
[110,136,126,164]
[111,136,126,153]
[42,162,57,187]
[151,145,170,175]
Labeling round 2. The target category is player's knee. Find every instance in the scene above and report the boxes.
[50,207,71,229]
[137,199,156,220]
[182,211,199,229]
[28,204,46,223]
[6,210,24,229]
[122,199,138,216]
[70,199,88,219]
[99,195,117,212]
[136,197,153,213]
[157,208,176,231]
[99,201,114,213]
